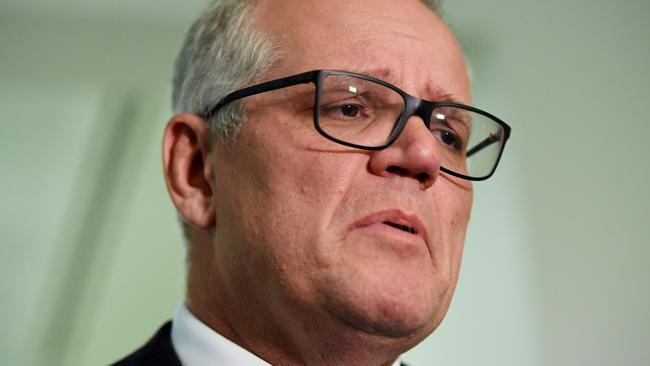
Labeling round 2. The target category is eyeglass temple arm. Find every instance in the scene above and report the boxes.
[466,132,501,158]
[202,71,317,119]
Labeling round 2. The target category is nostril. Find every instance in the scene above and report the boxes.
[387,166,406,175]
[387,165,431,184]
[415,172,431,184]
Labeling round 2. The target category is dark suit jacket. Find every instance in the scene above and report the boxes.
[112,321,411,366]
[112,321,181,366]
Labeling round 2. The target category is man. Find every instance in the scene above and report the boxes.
[115,0,510,364]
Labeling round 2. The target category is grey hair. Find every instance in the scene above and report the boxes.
[172,0,278,141]
[172,0,441,238]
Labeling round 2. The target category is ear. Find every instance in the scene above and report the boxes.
[162,113,217,230]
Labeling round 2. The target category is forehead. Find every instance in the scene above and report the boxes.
[252,0,470,103]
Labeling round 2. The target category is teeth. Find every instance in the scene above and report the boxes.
[384,221,417,234]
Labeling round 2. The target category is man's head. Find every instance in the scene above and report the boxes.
[163,0,483,364]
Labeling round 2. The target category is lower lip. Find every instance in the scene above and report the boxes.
[352,222,426,247]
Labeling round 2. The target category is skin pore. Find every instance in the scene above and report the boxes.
[163,0,473,365]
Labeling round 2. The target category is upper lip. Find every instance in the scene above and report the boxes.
[349,209,429,243]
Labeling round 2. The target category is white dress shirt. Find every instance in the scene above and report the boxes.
[170,303,403,366]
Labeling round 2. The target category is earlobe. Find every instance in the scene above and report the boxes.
[162,113,217,230]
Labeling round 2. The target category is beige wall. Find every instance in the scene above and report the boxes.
[1,1,648,365]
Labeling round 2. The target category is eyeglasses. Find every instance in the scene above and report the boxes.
[203,70,511,181]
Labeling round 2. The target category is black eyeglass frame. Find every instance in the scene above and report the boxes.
[202,69,511,181]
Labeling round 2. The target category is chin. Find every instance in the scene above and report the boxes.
[365,292,439,338]
[321,272,444,340]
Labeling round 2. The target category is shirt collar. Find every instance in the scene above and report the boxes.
[171,303,402,366]
[171,304,270,366]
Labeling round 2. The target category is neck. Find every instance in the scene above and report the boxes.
[185,230,414,365]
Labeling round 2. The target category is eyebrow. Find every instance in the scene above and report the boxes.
[430,91,465,105]
[347,67,466,105]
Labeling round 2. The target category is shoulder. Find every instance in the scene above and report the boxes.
[111,321,182,366]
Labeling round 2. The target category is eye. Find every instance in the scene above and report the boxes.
[433,129,462,150]
[321,101,369,120]
[340,104,361,118]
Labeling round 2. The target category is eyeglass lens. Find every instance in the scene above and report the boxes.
[316,74,505,179]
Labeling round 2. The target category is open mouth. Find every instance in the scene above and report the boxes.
[383,221,418,234]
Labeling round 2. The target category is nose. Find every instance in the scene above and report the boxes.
[368,116,442,190]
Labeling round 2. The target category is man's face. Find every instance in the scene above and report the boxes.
[209,0,472,342]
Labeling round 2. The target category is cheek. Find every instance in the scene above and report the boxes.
[448,189,473,236]
[436,176,473,230]
[213,116,364,287]
[433,180,473,269]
